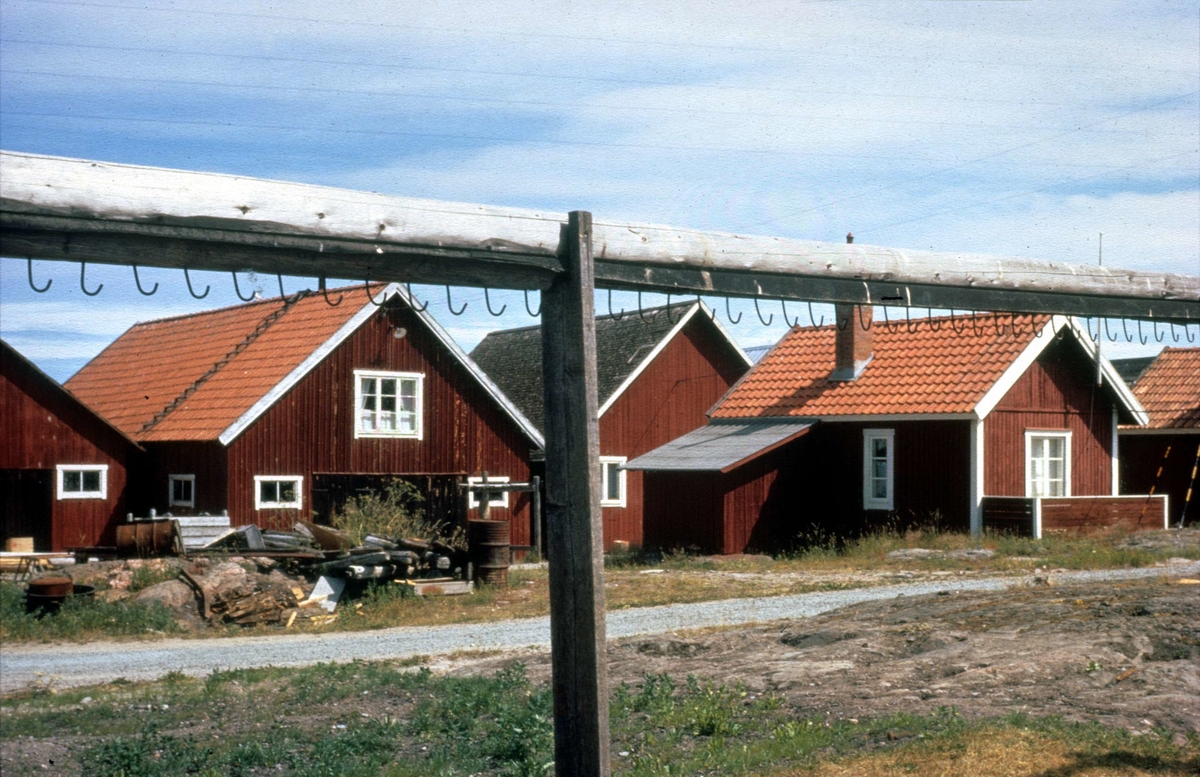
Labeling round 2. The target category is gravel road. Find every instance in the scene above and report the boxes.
[3,562,1196,694]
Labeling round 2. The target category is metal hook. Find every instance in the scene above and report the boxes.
[1104,317,1118,342]
[857,305,873,331]
[184,268,209,299]
[780,299,800,327]
[726,297,743,325]
[27,258,52,293]
[446,286,467,315]
[1169,322,1179,342]
[753,297,773,326]
[364,280,384,307]
[1153,320,1164,343]
[232,272,256,302]
[927,308,942,331]
[525,289,542,318]
[699,295,715,321]
[637,291,654,323]
[880,306,899,334]
[1120,318,1131,343]
[318,276,343,307]
[1034,315,1045,337]
[970,311,984,336]
[992,312,1005,337]
[1009,312,1022,336]
[483,288,506,316]
[406,284,428,312]
[1186,324,1197,344]
[276,274,294,304]
[1136,319,1147,345]
[904,307,919,334]
[131,264,158,295]
[665,294,681,324]
[949,310,965,335]
[80,262,103,296]
[806,302,823,327]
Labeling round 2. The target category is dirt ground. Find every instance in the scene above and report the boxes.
[457,577,1200,736]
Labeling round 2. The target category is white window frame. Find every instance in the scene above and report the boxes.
[862,429,895,511]
[600,456,627,508]
[353,369,424,440]
[1025,430,1072,498]
[467,476,509,509]
[56,464,108,500]
[168,474,196,508]
[254,475,304,510]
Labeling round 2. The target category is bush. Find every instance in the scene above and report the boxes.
[328,479,464,549]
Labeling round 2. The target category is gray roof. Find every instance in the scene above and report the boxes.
[471,303,697,432]
[624,420,815,473]
[743,345,773,363]
[1109,356,1157,387]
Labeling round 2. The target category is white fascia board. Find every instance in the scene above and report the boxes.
[598,302,700,418]
[972,315,1149,425]
[219,284,545,448]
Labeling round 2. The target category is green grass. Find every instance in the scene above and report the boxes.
[2,664,1195,775]
[0,581,180,642]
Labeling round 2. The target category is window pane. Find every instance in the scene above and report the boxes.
[873,478,888,499]
[873,438,887,457]
[873,459,888,479]
[63,471,81,492]
[278,481,296,503]
[606,463,621,501]
[1047,438,1063,459]
[398,412,414,433]
[361,378,376,397]
[380,394,396,413]
[260,482,277,502]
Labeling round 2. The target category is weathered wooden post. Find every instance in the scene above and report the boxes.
[531,474,543,557]
[541,211,610,775]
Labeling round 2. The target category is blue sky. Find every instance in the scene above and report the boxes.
[1,0,1197,381]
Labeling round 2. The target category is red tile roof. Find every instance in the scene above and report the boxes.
[711,313,1048,419]
[1127,348,1200,429]
[66,287,376,441]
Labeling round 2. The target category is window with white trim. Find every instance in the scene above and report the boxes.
[862,429,894,511]
[1026,431,1071,497]
[354,370,423,438]
[600,456,627,507]
[56,464,108,500]
[254,475,303,509]
[169,474,195,507]
[467,476,509,509]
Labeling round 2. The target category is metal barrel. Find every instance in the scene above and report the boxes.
[115,519,182,557]
[467,519,510,586]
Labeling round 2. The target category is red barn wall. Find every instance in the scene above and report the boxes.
[599,316,748,548]
[643,471,723,552]
[1,357,134,550]
[139,441,229,518]
[224,304,536,543]
[985,337,1114,497]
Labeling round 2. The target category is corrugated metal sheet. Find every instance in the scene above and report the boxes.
[625,420,814,472]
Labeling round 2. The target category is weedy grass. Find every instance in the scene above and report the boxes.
[0,581,179,642]
[3,666,1195,776]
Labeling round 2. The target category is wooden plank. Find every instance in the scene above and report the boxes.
[541,211,610,776]
[2,151,1196,320]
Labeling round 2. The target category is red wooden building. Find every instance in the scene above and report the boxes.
[1,339,142,550]
[1116,348,1200,526]
[628,308,1153,554]
[471,302,751,549]
[65,285,544,545]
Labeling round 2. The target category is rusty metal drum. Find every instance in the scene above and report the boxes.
[115,519,182,557]
[467,519,510,586]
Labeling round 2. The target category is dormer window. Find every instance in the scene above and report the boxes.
[354,370,423,439]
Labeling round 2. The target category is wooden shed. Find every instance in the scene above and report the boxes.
[65,285,544,545]
[1,339,142,550]
[628,309,1154,554]
[1115,348,1200,526]
[471,302,752,549]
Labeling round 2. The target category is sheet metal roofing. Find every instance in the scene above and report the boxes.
[1125,348,1200,429]
[66,289,371,442]
[712,313,1049,419]
[624,420,815,472]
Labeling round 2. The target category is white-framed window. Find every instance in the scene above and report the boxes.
[354,370,423,439]
[169,474,195,507]
[862,429,895,511]
[1025,431,1071,498]
[254,475,303,510]
[56,464,108,500]
[467,476,509,509]
[600,456,627,507]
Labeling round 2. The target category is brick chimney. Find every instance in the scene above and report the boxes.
[831,304,873,381]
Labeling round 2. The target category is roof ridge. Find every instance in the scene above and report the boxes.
[126,282,384,328]
[138,291,312,435]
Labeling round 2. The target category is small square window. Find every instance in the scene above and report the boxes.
[467,476,509,509]
[254,475,303,509]
[600,457,627,507]
[355,370,423,438]
[169,475,195,507]
[57,464,108,500]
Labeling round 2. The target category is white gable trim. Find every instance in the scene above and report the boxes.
[972,315,1148,425]
[218,284,545,448]
[597,301,753,418]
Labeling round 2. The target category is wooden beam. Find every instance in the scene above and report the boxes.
[541,211,610,775]
[2,151,1197,320]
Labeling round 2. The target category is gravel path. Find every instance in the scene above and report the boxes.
[3,562,1196,694]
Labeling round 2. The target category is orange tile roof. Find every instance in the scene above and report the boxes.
[66,287,376,441]
[1127,347,1200,429]
[712,314,1047,419]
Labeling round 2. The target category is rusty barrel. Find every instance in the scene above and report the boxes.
[115,519,182,557]
[467,519,510,586]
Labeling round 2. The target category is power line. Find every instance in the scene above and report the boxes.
[4,68,1196,138]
